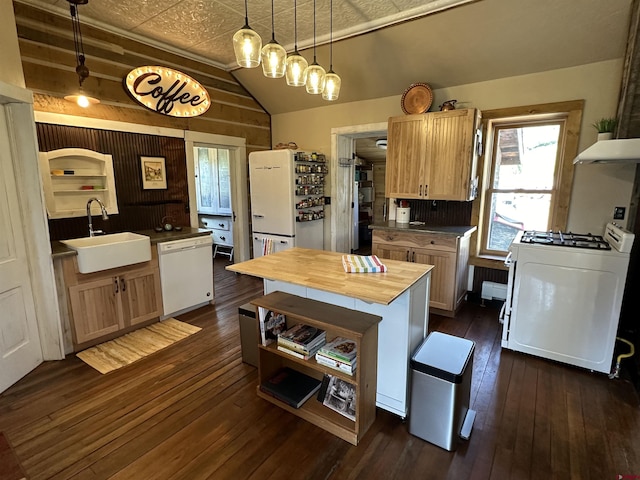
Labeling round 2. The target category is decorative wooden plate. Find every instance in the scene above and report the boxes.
[401,83,433,115]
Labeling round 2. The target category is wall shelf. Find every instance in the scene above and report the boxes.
[39,148,118,219]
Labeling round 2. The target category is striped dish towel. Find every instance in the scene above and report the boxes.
[342,254,388,273]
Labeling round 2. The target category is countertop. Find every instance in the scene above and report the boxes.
[369,222,477,237]
[50,227,211,259]
[226,247,433,305]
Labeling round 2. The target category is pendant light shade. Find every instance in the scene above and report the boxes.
[64,0,99,108]
[285,53,308,86]
[305,63,326,94]
[322,71,341,101]
[322,0,340,101]
[261,0,286,78]
[305,0,325,94]
[285,0,307,86]
[233,0,262,68]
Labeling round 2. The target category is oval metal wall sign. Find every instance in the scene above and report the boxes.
[124,66,211,117]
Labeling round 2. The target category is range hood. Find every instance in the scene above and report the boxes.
[573,138,640,164]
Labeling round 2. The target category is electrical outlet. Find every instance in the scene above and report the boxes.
[613,206,625,220]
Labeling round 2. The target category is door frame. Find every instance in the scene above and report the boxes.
[2,82,63,362]
[331,123,387,253]
[185,131,249,263]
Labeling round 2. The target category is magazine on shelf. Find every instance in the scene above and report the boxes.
[258,307,287,346]
[278,324,326,349]
[319,336,357,363]
[277,343,323,360]
[317,374,356,421]
[260,367,322,409]
[315,352,357,375]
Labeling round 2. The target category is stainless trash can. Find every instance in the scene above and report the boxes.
[408,331,476,451]
[238,303,258,367]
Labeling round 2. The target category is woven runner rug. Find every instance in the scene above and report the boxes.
[77,318,202,374]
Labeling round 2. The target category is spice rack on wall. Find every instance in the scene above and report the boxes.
[39,148,118,219]
[294,152,327,223]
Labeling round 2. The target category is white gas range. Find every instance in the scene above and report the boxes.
[501,222,635,374]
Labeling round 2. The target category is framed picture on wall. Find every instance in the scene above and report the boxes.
[140,156,167,189]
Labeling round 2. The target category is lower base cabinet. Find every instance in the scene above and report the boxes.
[372,229,470,316]
[59,251,163,351]
[251,291,381,446]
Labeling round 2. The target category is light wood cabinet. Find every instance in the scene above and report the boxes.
[372,229,471,316]
[251,291,381,446]
[61,251,163,350]
[386,108,481,201]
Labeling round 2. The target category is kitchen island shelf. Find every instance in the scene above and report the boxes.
[251,291,380,445]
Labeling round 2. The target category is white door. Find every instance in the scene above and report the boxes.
[0,104,43,392]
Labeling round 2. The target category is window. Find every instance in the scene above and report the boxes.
[475,101,583,258]
[194,146,232,215]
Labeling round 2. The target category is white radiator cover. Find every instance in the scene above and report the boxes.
[481,281,507,301]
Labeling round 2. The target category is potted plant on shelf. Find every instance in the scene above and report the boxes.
[593,117,617,141]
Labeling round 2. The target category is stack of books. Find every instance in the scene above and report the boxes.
[260,367,322,409]
[277,324,326,360]
[315,337,357,375]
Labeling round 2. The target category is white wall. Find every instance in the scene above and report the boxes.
[273,59,632,234]
[0,2,25,88]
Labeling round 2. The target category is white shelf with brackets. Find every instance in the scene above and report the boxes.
[39,148,118,219]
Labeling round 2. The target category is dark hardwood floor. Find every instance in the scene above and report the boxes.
[1,257,639,479]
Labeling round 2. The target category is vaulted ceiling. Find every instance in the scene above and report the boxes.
[16,0,633,115]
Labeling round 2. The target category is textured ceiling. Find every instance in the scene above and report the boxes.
[15,0,634,115]
[17,0,474,68]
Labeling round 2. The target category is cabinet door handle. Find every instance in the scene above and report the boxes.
[120,278,126,292]
[412,251,415,262]
[406,251,409,262]
[424,185,428,197]
[114,278,119,294]
[419,185,422,196]
[220,236,226,241]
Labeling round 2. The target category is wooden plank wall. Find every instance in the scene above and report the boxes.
[13,2,271,148]
[13,1,272,241]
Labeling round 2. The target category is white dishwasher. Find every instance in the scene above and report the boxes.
[158,235,213,319]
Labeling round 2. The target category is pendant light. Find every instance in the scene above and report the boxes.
[261,0,287,78]
[285,0,308,86]
[233,0,262,68]
[63,0,100,108]
[304,0,326,95]
[322,0,341,101]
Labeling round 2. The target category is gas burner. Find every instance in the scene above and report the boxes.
[520,230,611,250]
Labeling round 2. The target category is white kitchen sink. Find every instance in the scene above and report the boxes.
[61,232,151,273]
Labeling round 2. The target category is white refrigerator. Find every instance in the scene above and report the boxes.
[249,149,325,258]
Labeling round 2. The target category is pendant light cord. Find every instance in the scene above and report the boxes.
[293,0,298,51]
[270,0,276,41]
[329,0,333,70]
[312,0,317,63]
[243,0,249,27]
[70,5,85,66]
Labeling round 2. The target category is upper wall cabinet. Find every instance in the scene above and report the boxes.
[386,108,482,201]
[39,148,118,219]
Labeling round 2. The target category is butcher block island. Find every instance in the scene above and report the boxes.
[227,247,434,418]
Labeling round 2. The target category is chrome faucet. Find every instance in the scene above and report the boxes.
[86,197,109,237]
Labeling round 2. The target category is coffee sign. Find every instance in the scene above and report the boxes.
[124,66,211,117]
